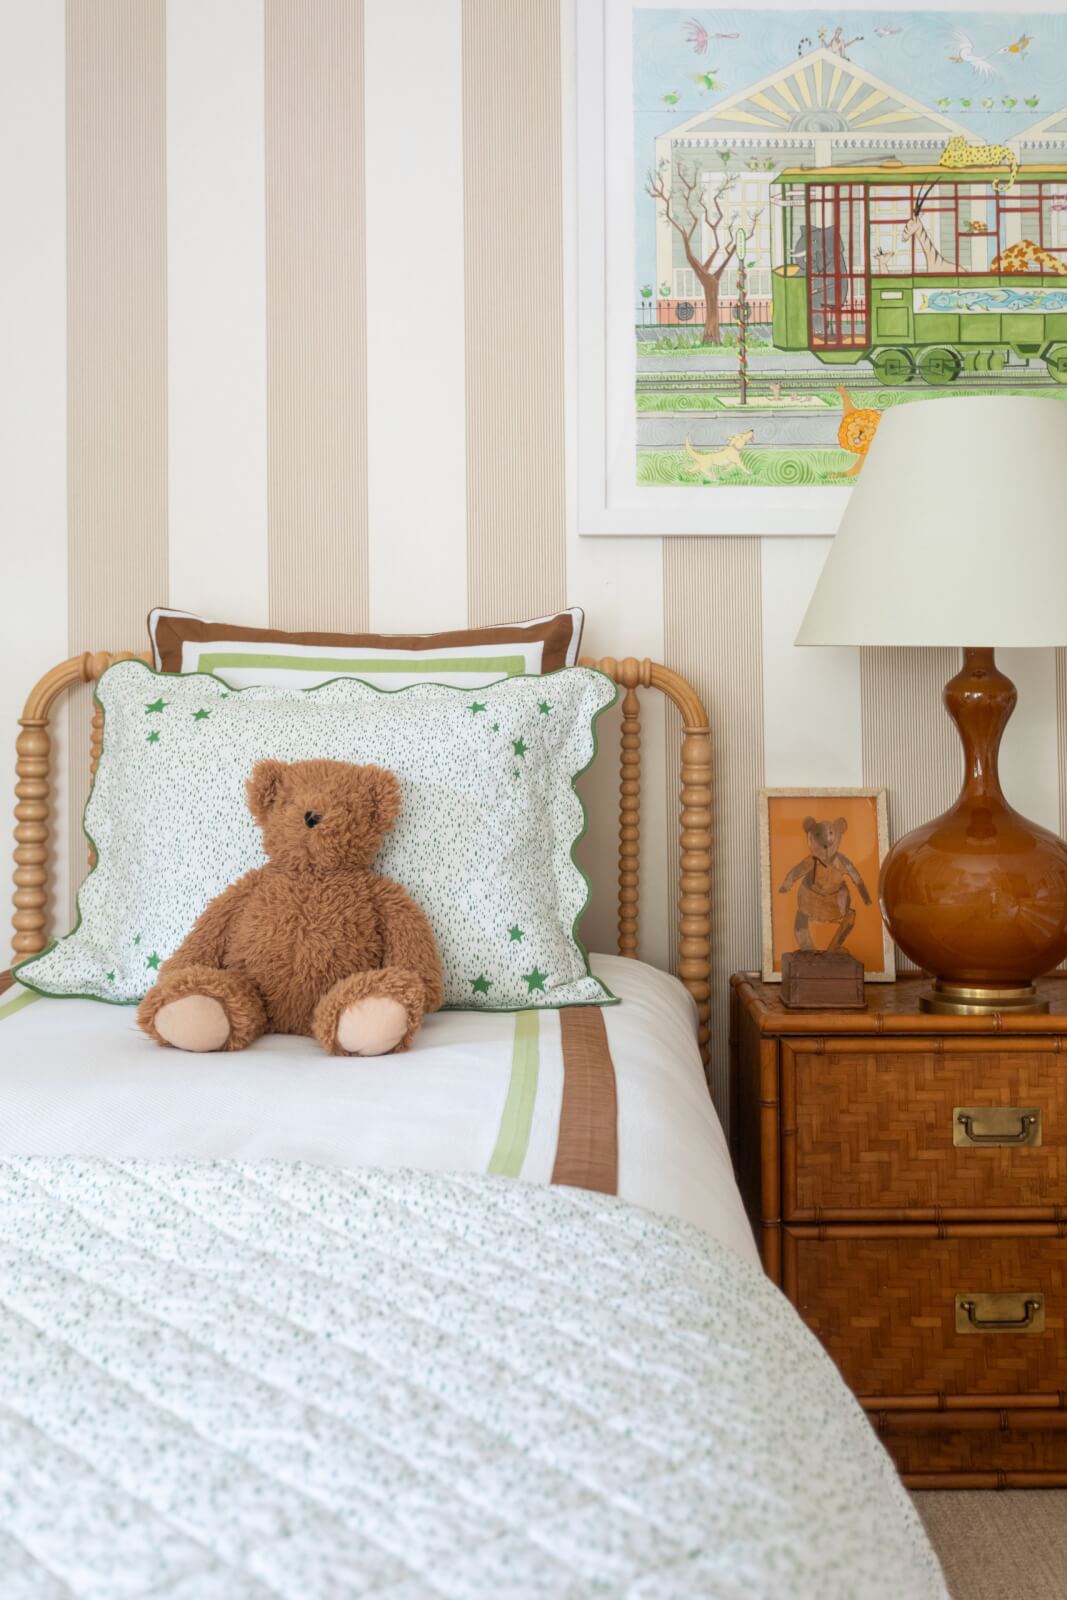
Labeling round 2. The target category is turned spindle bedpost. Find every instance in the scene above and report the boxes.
[13,651,144,954]
[582,654,712,1067]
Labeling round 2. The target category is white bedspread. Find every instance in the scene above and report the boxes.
[0,1159,945,1600]
[0,955,755,1263]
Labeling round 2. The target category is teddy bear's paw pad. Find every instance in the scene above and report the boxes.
[336,996,409,1056]
[154,995,232,1053]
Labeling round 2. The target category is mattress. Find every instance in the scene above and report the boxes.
[0,954,755,1264]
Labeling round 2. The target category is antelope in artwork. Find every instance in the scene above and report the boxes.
[902,182,956,273]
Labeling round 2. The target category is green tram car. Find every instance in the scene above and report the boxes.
[771,163,1067,384]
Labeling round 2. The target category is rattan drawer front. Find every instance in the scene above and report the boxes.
[783,1038,1067,1219]
[787,1228,1067,1398]
[874,1411,1067,1486]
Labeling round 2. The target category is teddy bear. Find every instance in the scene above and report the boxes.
[137,757,443,1056]
[778,815,872,951]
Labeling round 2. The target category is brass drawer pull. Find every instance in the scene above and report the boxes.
[953,1106,1041,1147]
[955,1293,1046,1334]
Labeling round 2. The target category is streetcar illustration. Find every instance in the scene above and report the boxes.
[771,163,1067,386]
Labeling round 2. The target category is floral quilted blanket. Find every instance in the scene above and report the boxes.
[0,1160,946,1598]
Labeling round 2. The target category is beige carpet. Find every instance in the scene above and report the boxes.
[914,1491,1067,1599]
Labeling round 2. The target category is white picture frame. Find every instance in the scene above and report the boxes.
[575,0,1067,535]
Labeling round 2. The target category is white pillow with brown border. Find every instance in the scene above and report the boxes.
[149,607,584,691]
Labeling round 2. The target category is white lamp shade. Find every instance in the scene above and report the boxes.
[796,396,1067,648]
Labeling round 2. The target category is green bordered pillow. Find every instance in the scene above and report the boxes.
[16,660,617,1011]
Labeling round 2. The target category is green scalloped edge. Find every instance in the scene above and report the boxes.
[13,658,621,1013]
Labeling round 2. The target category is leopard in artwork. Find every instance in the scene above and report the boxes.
[937,136,1018,194]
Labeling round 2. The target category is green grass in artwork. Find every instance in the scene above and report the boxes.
[640,330,773,354]
[636,391,839,412]
[637,447,852,487]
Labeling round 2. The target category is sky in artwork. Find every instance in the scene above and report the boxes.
[633,8,1067,286]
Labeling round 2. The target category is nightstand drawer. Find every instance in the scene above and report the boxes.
[786,1227,1067,1400]
[783,1038,1067,1219]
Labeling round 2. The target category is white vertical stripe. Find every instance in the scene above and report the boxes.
[760,537,863,788]
[166,0,268,624]
[560,0,667,970]
[364,0,467,631]
[0,0,68,959]
[999,647,1059,834]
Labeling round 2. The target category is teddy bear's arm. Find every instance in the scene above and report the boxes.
[778,858,811,894]
[160,870,260,977]
[836,853,872,905]
[375,879,445,1014]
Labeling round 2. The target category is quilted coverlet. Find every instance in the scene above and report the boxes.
[0,1160,946,1599]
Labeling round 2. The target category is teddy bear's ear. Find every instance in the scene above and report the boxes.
[359,764,402,833]
[246,759,288,825]
[834,816,848,835]
[802,815,816,834]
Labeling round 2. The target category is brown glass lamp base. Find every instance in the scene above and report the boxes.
[879,648,1067,1014]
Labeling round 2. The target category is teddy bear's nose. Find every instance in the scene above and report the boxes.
[304,811,322,829]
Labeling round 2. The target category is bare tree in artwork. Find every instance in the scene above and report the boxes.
[646,162,763,345]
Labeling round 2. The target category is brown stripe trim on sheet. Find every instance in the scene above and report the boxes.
[552,1008,618,1195]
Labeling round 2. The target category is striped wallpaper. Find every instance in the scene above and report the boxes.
[3,0,1065,1118]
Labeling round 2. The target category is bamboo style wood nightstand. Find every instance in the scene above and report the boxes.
[730,972,1067,1488]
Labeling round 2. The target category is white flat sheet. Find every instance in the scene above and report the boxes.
[0,955,757,1264]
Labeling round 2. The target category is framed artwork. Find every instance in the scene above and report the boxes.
[576,0,1067,535]
[759,787,894,981]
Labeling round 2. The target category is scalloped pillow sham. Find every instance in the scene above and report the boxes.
[15,660,617,1012]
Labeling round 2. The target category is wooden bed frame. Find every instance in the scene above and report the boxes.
[12,650,713,1066]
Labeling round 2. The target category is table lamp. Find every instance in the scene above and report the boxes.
[796,395,1067,1016]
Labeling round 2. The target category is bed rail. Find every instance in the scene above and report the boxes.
[13,650,712,1065]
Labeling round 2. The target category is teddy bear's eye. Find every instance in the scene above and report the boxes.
[304,811,322,829]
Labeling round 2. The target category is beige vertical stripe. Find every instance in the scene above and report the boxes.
[664,539,763,1117]
[861,646,960,970]
[265,0,367,632]
[66,0,169,895]
[462,0,566,623]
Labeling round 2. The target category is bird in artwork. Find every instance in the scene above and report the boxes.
[662,90,682,106]
[947,29,998,77]
[683,17,708,54]
[874,24,902,37]
[997,33,1034,57]
[690,69,722,93]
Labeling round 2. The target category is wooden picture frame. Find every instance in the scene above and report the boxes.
[759,787,893,984]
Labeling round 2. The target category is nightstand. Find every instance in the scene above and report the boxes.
[730,971,1067,1488]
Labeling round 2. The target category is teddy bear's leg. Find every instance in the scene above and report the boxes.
[311,969,428,1058]
[137,964,268,1053]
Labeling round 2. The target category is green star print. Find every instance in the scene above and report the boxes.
[469,974,491,995]
[522,967,547,993]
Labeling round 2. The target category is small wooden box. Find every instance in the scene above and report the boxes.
[780,950,866,1010]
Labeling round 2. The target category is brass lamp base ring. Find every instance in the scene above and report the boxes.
[920,981,1049,1018]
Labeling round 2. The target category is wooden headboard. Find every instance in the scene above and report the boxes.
[13,650,712,1065]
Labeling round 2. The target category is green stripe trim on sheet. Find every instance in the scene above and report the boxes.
[487,1010,540,1177]
[0,989,42,1023]
[195,652,529,677]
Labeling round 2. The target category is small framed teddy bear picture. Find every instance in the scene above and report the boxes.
[758,788,894,984]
